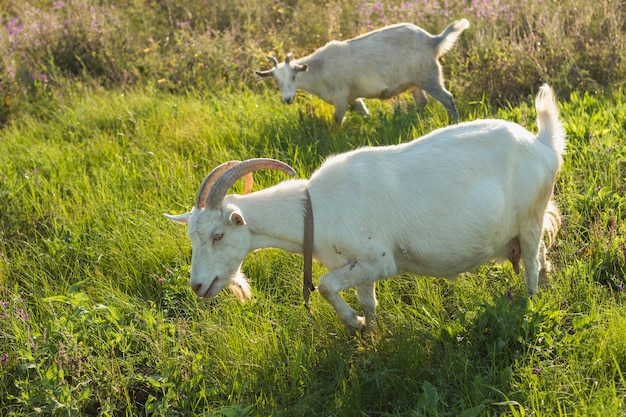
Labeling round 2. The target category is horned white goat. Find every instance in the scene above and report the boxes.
[166,85,566,335]
[255,19,470,124]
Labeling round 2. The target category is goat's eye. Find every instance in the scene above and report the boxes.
[213,233,223,243]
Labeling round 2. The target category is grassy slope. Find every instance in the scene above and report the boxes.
[0,86,625,416]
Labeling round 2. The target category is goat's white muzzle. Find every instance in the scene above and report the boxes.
[192,278,219,298]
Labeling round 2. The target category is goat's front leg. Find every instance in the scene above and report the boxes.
[350,99,370,117]
[411,87,428,108]
[356,282,377,327]
[332,101,348,124]
[318,258,392,335]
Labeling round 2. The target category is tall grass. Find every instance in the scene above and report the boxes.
[1,0,625,125]
[1,0,626,415]
[1,84,625,415]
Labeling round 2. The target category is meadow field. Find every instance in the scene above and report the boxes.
[1,0,626,415]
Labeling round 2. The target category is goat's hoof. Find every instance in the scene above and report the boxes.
[345,316,367,336]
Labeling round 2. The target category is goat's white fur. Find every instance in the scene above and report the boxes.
[166,85,565,335]
[255,19,470,123]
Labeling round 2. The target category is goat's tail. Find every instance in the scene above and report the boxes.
[535,84,567,158]
[434,18,470,57]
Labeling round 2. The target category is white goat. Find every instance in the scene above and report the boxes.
[255,19,470,124]
[166,85,566,335]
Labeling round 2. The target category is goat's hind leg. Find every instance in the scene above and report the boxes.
[537,240,552,289]
[519,224,543,295]
[421,73,459,122]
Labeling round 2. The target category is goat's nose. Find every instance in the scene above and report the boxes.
[283,97,294,105]
[191,282,203,296]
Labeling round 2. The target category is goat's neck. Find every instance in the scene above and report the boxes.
[232,179,309,255]
[295,57,322,93]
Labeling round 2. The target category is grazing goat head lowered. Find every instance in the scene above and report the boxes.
[166,85,566,335]
[256,19,470,123]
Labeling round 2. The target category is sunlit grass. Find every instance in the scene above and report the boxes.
[0,83,625,415]
[0,0,625,414]
[2,0,626,126]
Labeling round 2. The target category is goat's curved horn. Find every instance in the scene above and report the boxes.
[285,52,294,64]
[206,158,296,210]
[267,55,279,67]
[242,172,254,195]
[195,161,253,209]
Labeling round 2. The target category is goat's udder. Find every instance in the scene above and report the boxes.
[508,237,521,274]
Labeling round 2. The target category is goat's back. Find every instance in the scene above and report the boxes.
[302,23,439,80]
[346,23,433,47]
[308,119,561,276]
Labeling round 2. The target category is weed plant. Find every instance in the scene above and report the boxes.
[1,0,625,125]
[0,0,625,416]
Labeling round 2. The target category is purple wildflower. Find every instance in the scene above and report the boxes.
[533,368,541,374]
[5,18,22,34]
[53,1,65,10]
[6,18,19,28]
[1,354,8,363]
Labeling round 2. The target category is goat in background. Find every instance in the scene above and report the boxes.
[256,19,470,124]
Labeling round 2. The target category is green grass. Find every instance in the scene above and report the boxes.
[2,0,626,415]
[1,84,625,416]
[2,0,626,126]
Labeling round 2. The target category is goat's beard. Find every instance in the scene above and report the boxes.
[227,271,252,301]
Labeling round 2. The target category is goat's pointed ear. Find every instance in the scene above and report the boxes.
[164,212,190,225]
[255,69,274,78]
[229,211,246,226]
[296,64,308,73]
